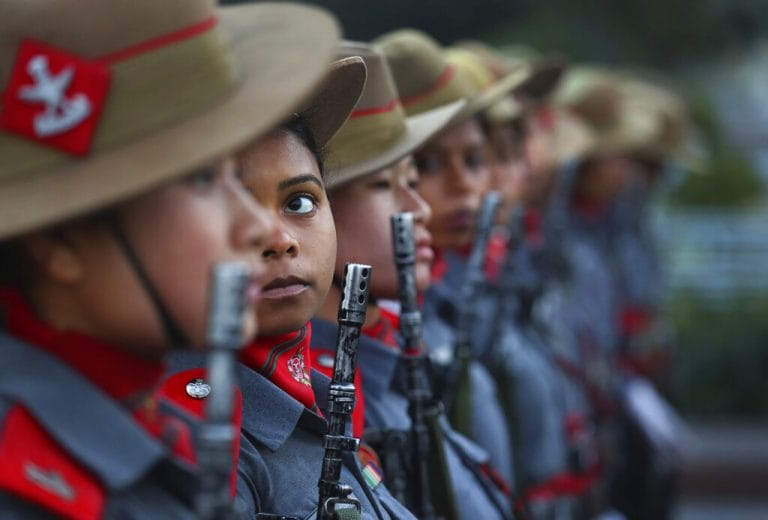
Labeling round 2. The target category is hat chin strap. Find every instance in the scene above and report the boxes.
[106,212,191,349]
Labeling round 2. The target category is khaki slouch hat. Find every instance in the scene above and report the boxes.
[373,29,531,125]
[0,0,350,239]
[323,41,464,190]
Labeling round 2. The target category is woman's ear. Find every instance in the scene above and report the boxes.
[21,228,85,285]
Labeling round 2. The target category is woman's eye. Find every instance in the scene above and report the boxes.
[414,155,441,175]
[187,168,218,188]
[465,151,487,170]
[369,179,392,190]
[285,194,316,215]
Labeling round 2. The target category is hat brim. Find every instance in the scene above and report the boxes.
[485,61,564,123]
[0,3,341,239]
[325,100,465,190]
[298,57,366,148]
[515,60,565,102]
[450,63,531,126]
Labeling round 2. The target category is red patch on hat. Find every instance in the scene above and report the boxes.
[1,39,111,156]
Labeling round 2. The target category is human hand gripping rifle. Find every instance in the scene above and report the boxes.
[441,191,502,434]
[317,263,372,520]
[196,262,250,520]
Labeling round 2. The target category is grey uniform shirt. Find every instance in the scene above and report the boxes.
[170,351,416,520]
[0,332,198,519]
[310,318,513,520]
[421,250,516,487]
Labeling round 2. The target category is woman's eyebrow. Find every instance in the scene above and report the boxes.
[277,174,323,191]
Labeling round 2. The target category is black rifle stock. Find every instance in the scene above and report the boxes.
[317,263,372,520]
[196,262,250,520]
[391,212,444,519]
[442,191,502,432]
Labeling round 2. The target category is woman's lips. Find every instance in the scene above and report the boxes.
[442,208,476,231]
[415,233,434,263]
[261,276,309,299]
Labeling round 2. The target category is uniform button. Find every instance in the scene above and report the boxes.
[186,378,211,399]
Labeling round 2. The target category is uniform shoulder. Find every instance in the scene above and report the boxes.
[157,367,244,496]
[0,402,105,520]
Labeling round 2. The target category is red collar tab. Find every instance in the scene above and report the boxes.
[571,195,607,221]
[0,405,105,519]
[0,39,111,156]
[239,324,317,410]
[0,288,165,405]
[485,230,508,282]
[524,208,545,246]
[430,248,448,282]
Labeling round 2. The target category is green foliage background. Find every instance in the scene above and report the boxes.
[670,292,768,417]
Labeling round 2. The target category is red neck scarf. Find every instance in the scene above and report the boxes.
[430,248,449,283]
[485,229,508,282]
[0,288,165,405]
[239,324,317,410]
[0,288,194,462]
[571,195,608,222]
[362,308,400,351]
[524,208,545,247]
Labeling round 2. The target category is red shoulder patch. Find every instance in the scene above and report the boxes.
[0,405,104,520]
[157,368,243,497]
[309,349,366,439]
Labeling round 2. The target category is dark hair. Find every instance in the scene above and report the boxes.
[0,239,31,288]
[0,209,112,290]
[479,112,527,141]
[282,114,326,179]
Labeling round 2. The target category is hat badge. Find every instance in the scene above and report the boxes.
[19,54,92,138]
[1,39,111,156]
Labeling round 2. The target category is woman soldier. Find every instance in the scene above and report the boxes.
[160,52,420,518]
[309,41,515,520]
[0,0,344,517]
[372,29,532,491]
[443,47,608,519]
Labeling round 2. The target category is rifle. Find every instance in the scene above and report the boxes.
[487,206,528,497]
[317,263,372,520]
[542,161,578,283]
[441,191,502,433]
[196,261,250,520]
[391,212,457,520]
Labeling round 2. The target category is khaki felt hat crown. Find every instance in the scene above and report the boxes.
[621,75,705,171]
[443,47,524,124]
[467,42,564,102]
[555,66,662,158]
[372,29,531,126]
[324,41,464,190]
[450,41,564,122]
[0,0,353,239]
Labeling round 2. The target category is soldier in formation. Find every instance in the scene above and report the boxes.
[0,1,694,519]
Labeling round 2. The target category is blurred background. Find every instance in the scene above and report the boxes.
[234,0,768,516]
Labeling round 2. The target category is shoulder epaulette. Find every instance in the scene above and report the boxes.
[0,404,105,520]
